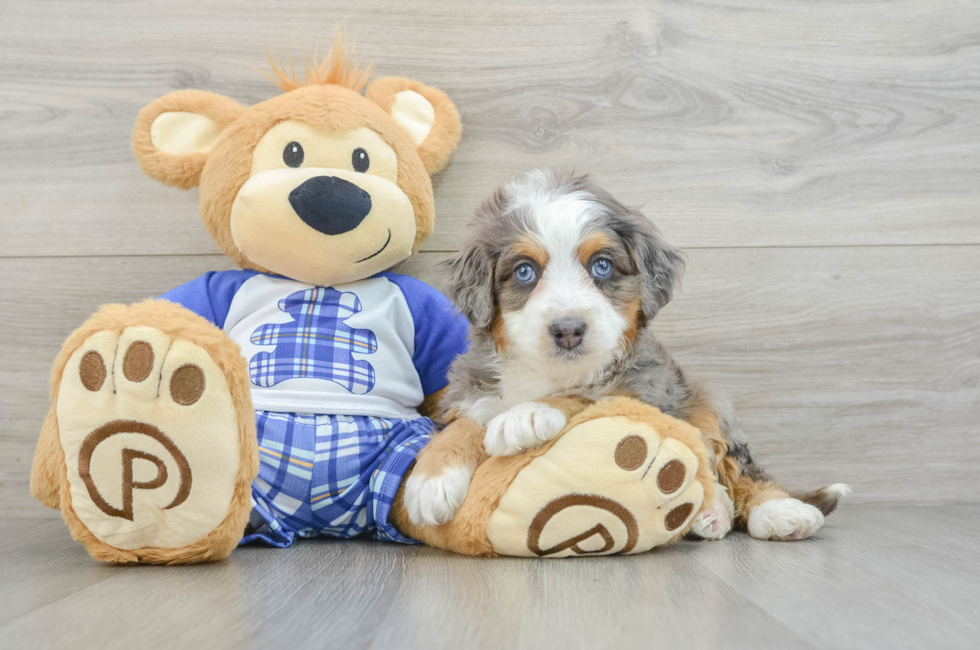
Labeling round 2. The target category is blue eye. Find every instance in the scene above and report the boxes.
[515,263,537,285]
[591,258,613,279]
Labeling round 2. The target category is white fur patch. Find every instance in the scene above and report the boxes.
[826,483,852,499]
[748,498,825,541]
[461,395,506,427]
[484,402,567,456]
[404,464,475,527]
[498,188,628,406]
[689,485,734,540]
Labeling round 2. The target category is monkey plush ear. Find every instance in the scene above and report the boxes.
[365,77,462,175]
[131,90,245,189]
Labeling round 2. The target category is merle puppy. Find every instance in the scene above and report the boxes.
[404,169,848,541]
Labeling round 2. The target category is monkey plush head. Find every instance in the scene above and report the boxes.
[132,41,461,286]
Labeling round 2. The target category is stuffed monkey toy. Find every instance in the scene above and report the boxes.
[30,41,712,563]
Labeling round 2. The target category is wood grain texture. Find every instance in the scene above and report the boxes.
[3,247,978,517]
[1,1,978,646]
[1,506,978,649]
[0,519,119,627]
[1,0,979,256]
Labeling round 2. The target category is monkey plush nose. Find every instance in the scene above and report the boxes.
[288,176,372,236]
[550,319,587,350]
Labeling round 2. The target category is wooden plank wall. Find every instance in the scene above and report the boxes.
[1,0,978,517]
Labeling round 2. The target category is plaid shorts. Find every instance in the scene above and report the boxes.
[240,411,433,548]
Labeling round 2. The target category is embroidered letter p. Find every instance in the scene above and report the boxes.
[78,420,193,521]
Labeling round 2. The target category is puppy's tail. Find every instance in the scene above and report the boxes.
[791,483,851,516]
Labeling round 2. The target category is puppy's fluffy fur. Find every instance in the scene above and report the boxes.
[409,169,847,540]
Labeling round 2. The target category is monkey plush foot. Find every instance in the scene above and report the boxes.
[33,301,258,564]
[394,397,715,557]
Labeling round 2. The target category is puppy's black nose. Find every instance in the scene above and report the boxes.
[288,176,372,236]
[550,319,587,350]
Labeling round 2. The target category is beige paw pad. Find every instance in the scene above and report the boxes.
[486,415,705,557]
[58,328,242,551]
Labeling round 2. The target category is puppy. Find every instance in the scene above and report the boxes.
[405,169,848,541]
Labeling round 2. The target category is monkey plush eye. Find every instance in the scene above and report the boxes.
[591,258,613,280]
[352,148,370,173]
[514,263,537,285]
[283,142,304,167]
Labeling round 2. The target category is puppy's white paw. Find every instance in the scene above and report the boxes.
[689,488,734,540]
[748,498,825,541]
[404,465,474,527]
[484,402,567,456]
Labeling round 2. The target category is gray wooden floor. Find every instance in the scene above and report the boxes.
[2,0,979,648]
[2,506,978,649]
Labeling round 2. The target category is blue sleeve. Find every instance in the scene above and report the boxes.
[159,270,258,329]
[384,273,470,396]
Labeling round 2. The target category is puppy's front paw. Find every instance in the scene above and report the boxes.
[404,465,474,527]
[748,498,825,540]
[485,402,567,456]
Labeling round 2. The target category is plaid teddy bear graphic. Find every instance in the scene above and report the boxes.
[248,287,378,393]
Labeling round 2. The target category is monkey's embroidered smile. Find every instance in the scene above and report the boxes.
[356,229,393,263]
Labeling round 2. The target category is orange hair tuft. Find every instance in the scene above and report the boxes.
[263,32,373,93]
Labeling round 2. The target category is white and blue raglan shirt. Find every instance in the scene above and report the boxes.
[159,270,469,547]
[160,270,469,419]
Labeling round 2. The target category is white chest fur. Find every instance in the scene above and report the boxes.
[461,355,609,427]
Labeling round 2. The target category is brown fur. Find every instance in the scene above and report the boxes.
[576,231,615,267]
[29,407,63,509]
[411,418,488,480]
[792,486,846,517]
[681,385,727,463]
[198,84,437,269]
[419,387,448,421]
[513,235,551,270]
[393,416,552,556]
[33,299,259,564]
[365,77,462,175]
[618,298,643,350]
[131,90,245,190]
[489,310,510,353]
[681,384,789,524]
[393,397,716,554]
[535,395,593,420]
[132,67,461,273]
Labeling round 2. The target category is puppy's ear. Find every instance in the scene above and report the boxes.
[623,217,685,318]
[131,90,244,189]
[440,243,494,329]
